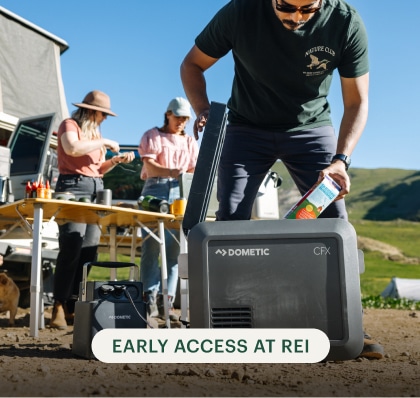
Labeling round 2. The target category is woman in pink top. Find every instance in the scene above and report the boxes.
[138,97,198,321]
[51,90,134,329]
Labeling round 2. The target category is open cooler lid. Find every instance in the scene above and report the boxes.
[182,102,227,237]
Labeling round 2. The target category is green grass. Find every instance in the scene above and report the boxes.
[362,296,420,310]
[360,252,420,295]
[352,219,420,258]
[88,253,135,281]
[350,219,420,309]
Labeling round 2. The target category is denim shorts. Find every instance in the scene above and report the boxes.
[141,177,180,204]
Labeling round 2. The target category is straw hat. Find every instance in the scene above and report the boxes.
[73,90,117,116]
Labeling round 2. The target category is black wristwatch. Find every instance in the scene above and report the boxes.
[331,154,351,170]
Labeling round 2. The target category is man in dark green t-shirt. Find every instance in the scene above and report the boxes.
[181,0,382,359]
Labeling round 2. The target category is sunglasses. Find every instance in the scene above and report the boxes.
[275,0,322,14]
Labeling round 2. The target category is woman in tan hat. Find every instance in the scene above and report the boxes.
[50,90,134,329]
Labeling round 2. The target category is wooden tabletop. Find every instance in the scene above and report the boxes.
[0,198,177,230]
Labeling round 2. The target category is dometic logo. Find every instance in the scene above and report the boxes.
[109,315,132,320]
[215,248,270,257]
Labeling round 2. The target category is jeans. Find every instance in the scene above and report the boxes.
[217,124,348,221]
[53,174,103,304]
[140,178,180,298]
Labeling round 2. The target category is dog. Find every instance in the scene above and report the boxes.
[0,272,20,326]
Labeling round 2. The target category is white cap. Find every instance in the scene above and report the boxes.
[166,97,192,118]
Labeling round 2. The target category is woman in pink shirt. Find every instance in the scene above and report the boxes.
[138,97,198,321]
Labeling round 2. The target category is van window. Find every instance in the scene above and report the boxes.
[9,115,54,175]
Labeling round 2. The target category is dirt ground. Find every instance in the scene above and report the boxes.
[0,307,419,397]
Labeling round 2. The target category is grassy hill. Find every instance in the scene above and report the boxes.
[347,168,420,221]
[271,162,420,299]
[272,162,420,248]
[272,162,420,222]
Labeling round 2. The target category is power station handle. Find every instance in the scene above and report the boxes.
[81,261,139,301]
[85,261,137,269]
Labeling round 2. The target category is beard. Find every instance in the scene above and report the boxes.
[282,19,307,30]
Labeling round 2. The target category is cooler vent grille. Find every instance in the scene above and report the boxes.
[211,307,252,328]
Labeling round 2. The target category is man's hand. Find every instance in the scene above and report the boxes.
[318,162,350,200]
[193,110,210,140]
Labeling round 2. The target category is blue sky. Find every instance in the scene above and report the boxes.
[1,1,419,170]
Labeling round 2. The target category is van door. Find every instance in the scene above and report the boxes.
[8,113,56,200]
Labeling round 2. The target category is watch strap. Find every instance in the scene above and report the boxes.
[331,154,351,170]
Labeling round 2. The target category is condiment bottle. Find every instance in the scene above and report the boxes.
[25,181,32,199]
[31,181,38,198]
[37,181,45,199]
[44,180,52,199]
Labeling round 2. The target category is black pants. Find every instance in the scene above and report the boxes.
[216,124,347,221]
[53,174,103,305]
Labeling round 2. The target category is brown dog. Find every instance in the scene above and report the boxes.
[0,272,20,326]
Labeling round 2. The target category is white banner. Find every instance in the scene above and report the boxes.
[92,328,329,363]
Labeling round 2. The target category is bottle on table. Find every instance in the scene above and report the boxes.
[138,195,170,214]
